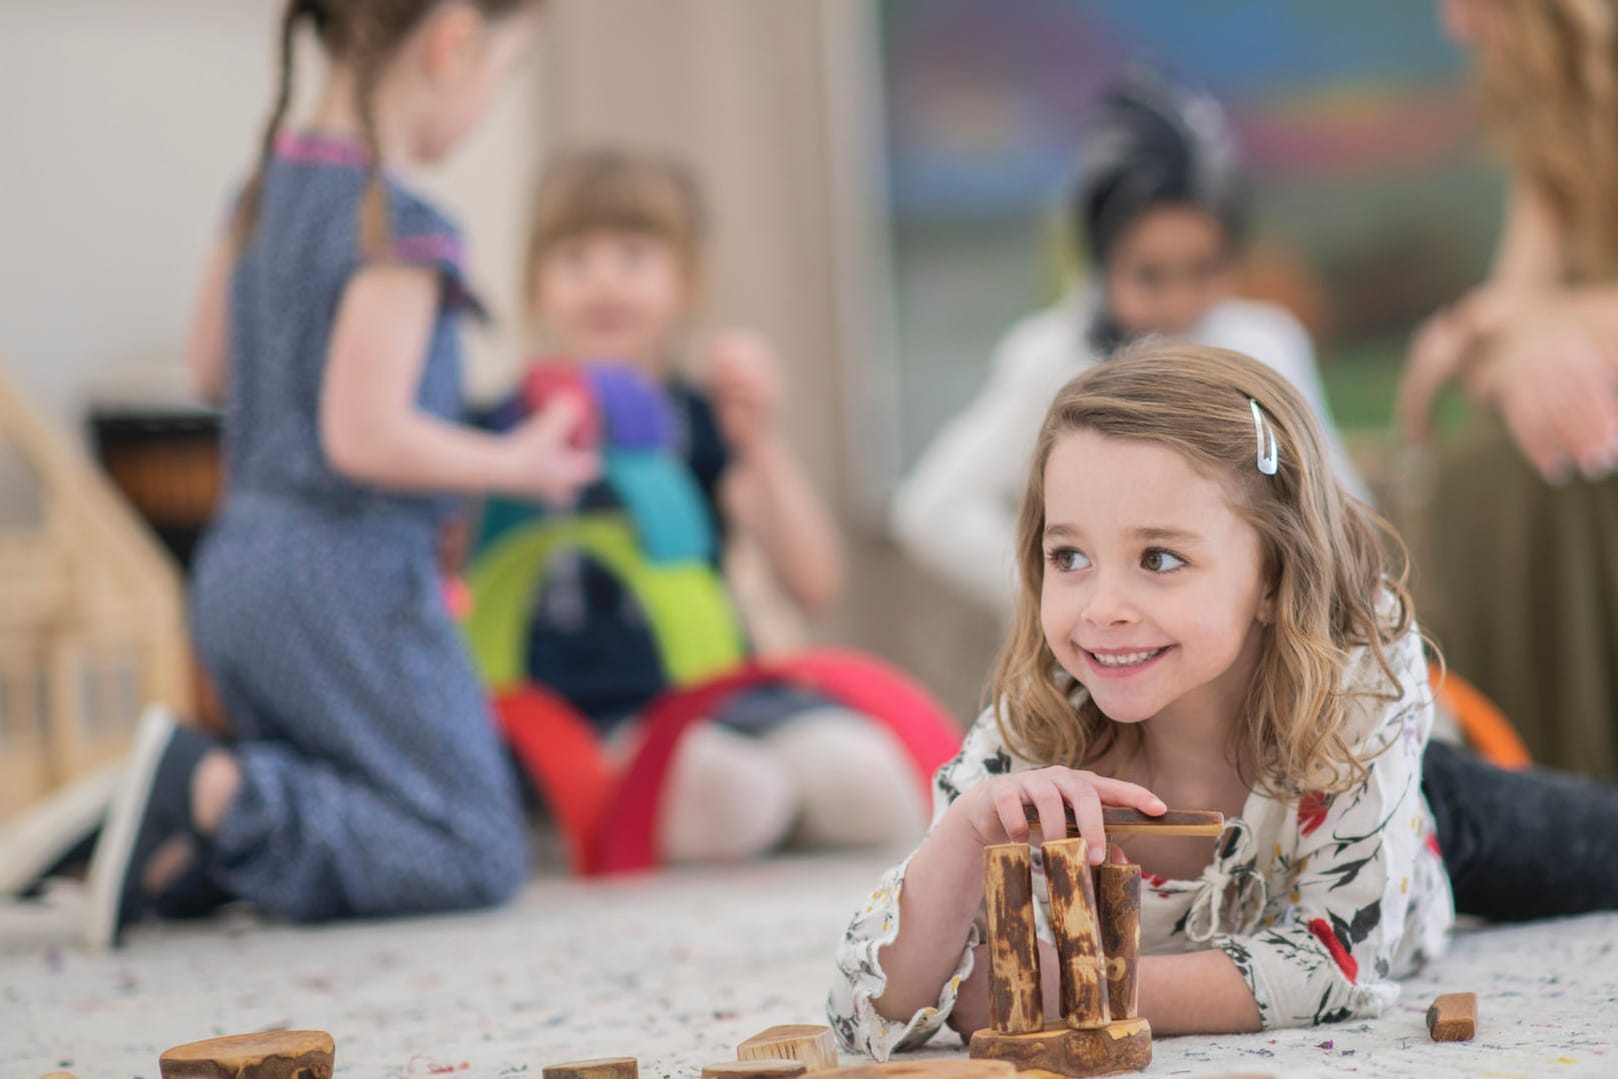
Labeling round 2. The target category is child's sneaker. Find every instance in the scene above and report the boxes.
[0,761,120,896]
[83,706,215,949]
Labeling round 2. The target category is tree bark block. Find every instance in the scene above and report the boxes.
[968,1018,1151,1077]
[1041,838,1110,1029]
[158,1031,334,1079]
[737,1025,839,1071]
[984,843,1045,1034]
[1426,992,1477,1042]
[1092,863,1141,1020]
[542,1057,639,1079]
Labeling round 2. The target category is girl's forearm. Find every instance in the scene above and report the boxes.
[872,814,987,1022]
[1134,951,1261,1035]
[948,931,1263,1039]
[324,407,521,496]
[728,436,845,611]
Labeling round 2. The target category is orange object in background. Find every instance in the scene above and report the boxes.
[1433,664,1532,770]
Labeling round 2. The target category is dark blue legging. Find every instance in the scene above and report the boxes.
[1424,739,1618,921]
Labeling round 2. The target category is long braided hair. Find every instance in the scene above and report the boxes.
[231,0,535,255]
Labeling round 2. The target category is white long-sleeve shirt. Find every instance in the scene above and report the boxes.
[891,295,1370,618]
[827,618,1452,1057]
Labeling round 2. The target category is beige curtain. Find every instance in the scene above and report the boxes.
[537,0,1002,717]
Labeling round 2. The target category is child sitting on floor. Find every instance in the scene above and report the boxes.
[500,148,926,862]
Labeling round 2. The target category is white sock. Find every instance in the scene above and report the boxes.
[657,723,799,864]
[762,709,928,850]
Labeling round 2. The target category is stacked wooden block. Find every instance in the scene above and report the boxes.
[968,839,1150,1078]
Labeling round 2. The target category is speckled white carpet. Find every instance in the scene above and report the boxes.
[2,852,1616,1079]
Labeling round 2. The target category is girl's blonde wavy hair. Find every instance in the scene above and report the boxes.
[989,342,1416,797]
[1475,0,1618,280]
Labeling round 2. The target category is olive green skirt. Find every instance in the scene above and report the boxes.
[1414,425,1618,778]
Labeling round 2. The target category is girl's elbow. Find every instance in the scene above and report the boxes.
[321,413,383,483]
[795,558,845,613]
[186,344,225,405]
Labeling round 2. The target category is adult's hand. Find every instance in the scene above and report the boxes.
[1477,320,1618,483]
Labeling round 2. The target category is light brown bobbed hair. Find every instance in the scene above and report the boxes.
[989,342,1418,797]
[1474,0,1618,280]
[522,148,707,312]
[232,0,540,255]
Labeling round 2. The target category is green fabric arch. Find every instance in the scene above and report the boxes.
[464,513,745,692]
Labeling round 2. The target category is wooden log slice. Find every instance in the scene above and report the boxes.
[158,1031,334,1079]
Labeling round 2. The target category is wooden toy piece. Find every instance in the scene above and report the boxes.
[1092,861,1141,1020]
[875,1062,1017,1079]
[158,1030,334,1079]
[969,1019,1151,1078]
[1040,838,1110,1029]
[542,1058,639,1079]
[984,843,1045,1034]
[702,1062,808,1079]
[1024,807,1224,838]
[809,1068,881,1079]
[34,1072,79,1079]
[1426,992,1477,1042]
[737,1025,840,1071]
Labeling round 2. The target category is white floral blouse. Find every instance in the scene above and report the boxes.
[828,623,1454,1057]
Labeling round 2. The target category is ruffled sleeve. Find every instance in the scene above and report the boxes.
[382,193,488,321]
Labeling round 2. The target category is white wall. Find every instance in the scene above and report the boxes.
[0,0,545,444]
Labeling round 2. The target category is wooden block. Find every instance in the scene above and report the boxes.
[1025,807,1224,838]
[969,1018,1151,1077]
[158,1031,334,1079]
[1092,863,1141,1020]
[811,1068,881,1079]
[1426,992,1477,1042]
[703,1062,808,1079]
[546,1054,640,1079]
[1042,838,1110,1030]
[984,843,1045,1034]
[34,1073,79,1079]
[737,1025,839,1071]
[875,1063,1017,1079]
[543,1058,639,1079]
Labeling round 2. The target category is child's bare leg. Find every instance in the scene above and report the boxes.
[763,710,927,849]
[658,724,798,863]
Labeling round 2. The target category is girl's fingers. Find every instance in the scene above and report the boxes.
[1030,784,1068,850]
[1083,774,1166,814]
[1069,786,1108,865]
[993,784,1031,844]
[1048,773,1108,863]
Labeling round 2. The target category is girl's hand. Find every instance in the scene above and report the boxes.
[950,766,1166,865]
[709,328,784,455]
[504,395,601,505]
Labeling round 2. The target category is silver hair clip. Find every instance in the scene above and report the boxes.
[1250,399,1279,476]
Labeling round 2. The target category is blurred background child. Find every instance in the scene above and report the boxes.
[891,69,1367,620]
[511,148,927,861]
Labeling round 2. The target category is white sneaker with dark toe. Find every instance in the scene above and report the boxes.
[83,706,188,950]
